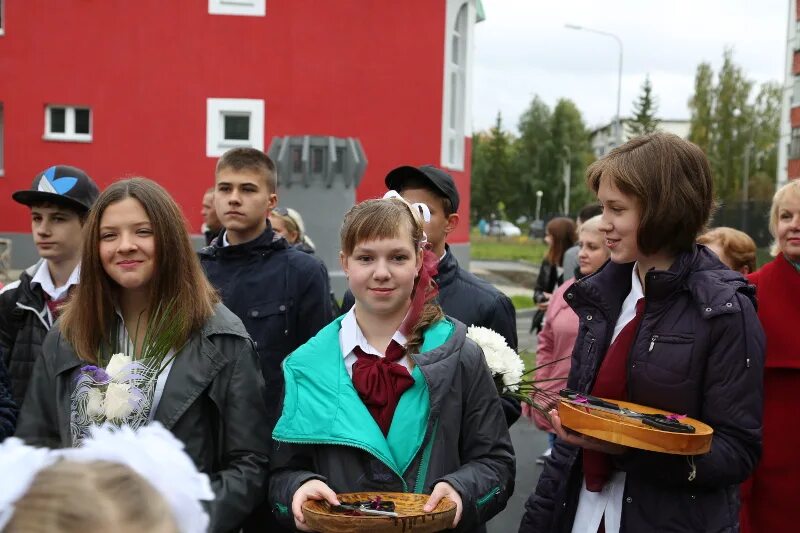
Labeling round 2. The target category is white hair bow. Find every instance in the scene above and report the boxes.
[383,190,431,223]
[0,423,213,533]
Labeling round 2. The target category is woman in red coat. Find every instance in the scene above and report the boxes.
[741,179,800,533]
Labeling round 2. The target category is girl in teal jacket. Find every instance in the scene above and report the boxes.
[269,196,515,532]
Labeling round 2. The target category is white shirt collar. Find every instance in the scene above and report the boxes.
[339,306,407,360]
[221,230,230,247]
[611,262,646,343]
[30,262,80,301]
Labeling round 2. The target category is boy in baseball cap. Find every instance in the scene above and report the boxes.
[0,165,100,407]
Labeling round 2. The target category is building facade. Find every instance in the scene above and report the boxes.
[780,0,800,185]
[0,0,481,278]
[589,118,690,158]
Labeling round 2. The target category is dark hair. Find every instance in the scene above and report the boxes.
[216,148,278,193]
[587,132,714,256]
[60,178,219,363]
[545,217,577,266]
[28,200,89,224]
[396,175,455,217]
[578,203,603,223]
[340,198,444,355]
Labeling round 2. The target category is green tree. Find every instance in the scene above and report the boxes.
[471,112,515,220]
[711,48,753,202]
[549,99,595,215]
[515,96,554,218]
[629,75,660,136]
[747,82,781,201]
[688,62,714,154]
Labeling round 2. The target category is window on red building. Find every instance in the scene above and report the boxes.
[44,105,92,142]
[0,0,5,36]
[206,98,264,157]
[208,0,265,17]
[442,2,468,171]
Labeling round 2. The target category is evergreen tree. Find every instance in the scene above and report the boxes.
[688,62,714,153]
[629,75,660,136]
[471,112,514,219]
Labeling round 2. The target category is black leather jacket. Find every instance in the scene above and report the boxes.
[15,304,272,533]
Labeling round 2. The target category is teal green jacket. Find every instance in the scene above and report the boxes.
[269,316,515,532]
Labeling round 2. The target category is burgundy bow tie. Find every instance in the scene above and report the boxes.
[351,340,414,435]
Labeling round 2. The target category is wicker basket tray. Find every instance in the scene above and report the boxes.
[301,492,456,533]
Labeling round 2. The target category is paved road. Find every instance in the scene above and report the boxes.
[486,312,549,533]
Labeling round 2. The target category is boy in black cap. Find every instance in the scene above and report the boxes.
[0,165,100,406]
[342,164,522,425]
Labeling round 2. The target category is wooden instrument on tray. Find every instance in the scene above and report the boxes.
[558,389,713,455]
[301,492,456,533]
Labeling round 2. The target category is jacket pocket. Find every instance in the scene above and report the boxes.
[642,332,694,385]
[245,300,291,356]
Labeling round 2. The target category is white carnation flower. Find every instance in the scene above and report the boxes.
[105,353,133,382]
[86,388,105,419]
[466,326,525,393]
[104,383,134,421]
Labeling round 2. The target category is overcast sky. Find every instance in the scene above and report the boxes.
[472,0,791,133]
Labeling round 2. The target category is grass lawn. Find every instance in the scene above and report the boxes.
[519,350,536,374]
[511,295,534,311]
[470,231,548,264]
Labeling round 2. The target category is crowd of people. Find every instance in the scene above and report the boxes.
[0,132,796,533]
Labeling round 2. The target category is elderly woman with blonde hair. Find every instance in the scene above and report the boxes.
[740,179,800,533]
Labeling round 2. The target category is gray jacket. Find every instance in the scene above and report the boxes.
[15,303,271,533]
[269,317,515,532]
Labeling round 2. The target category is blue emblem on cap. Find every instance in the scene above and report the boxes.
[39,166,78,195]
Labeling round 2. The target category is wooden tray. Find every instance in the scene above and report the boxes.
[301,492,456,533]
[558,398,713,455]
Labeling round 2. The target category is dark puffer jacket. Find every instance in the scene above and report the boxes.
[15,304,271,533]
[519,245,765,533]
[0,262,53,405]
[270,317,515,533]
[199,227,333,419]
[0,357,16,440]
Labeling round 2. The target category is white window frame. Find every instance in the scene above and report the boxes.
[440,0,473,171]
[43,105,92,142]
[209,0,265,17]
[206,98,264,157]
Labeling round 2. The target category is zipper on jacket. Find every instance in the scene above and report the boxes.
[477,486,501,508]
[273,436,410,492]
[15,302,51,330]
[648,335,658,352]
[413,419,439,494]
[273,502,289,517]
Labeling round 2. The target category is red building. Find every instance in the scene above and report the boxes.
[0,0,481,273]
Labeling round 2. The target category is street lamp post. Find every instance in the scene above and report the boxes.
[562,145,572,215]
[565,24,624,146]
[535,190,543,221]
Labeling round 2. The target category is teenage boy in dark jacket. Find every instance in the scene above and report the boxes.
[0,165,99,406]
[341,165,521,425]
[199,148,333,419]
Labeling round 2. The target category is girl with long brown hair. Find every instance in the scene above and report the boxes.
[16,178,271,533]
[269,196,514,532]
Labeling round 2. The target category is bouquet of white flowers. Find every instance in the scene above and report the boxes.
[69,302,185,446]
[466,326,566,417]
